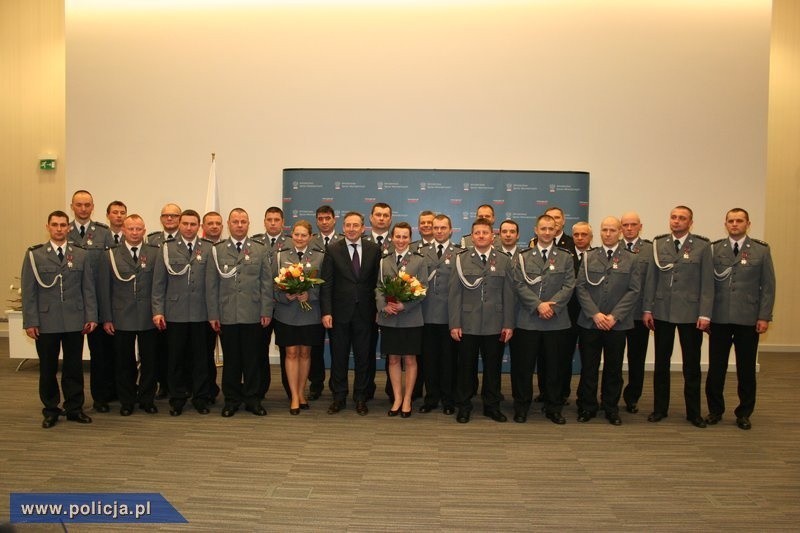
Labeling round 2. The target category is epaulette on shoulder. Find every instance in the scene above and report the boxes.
[144,242,160,250]
[200,237,215,244]
[93,221,109,229]
[69,243,87,250]
[452,242,462,248]
[639,238,652,244]
[518,247,531,254]
[412,250,425,257]
[147,231,161,237]
[712,238,726,245]
[556,246,574,255]
[456,248,469,254]
[751,238,769,247]
[28,243,43,251]
[653,233,669,240]
[310,245,325,253]
[250,237,266,246]
[213,240,227,247]
[692,234,709,242]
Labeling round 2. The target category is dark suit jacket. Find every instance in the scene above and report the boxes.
[320,237,381,323]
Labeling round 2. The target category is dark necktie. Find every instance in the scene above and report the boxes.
[480,254,487,265]
[674,239,681,253]
[187,242,193,254]
[236,242,242,254]
[541,249,547,262]
[271,237,276,247]
[377,236,384,247]
[607,249,613,261]
[167,234,174,241]
[57,246,64,262]
[298,250,304,261]
[351,244,360,276]
[627,242,633,252]
[437,244,443,259]
[324,236,330,247]
[578,252,583,263]
[396,254,402,266]
[733,242,739,256]
[131,246,138,263]
[79,225,86,238]
[114,234,120,245]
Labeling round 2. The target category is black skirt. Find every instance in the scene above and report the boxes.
[274,320,325,347]
[380,326,422,356]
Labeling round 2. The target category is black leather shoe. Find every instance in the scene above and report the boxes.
[387,408,400,417]
[66,411,93,424]
[705,413,723,425]
[688,416,707,428]
[647,412,667,423]
[196,406,210,415]
[120,406,134,416]
[289,408,300,415]
[577,410,595,423]
[141,404,158,414]
[299,403,310,410]
[443,406,455,415]
[484,410,507,423]
[93,402,110,413]
[42,414,59,428]
[456,410,470,423]
[221,405,238,417]
[418,404,437,413]
[546,412,566,425]
[246,404,267,416]
[308,390,322,401]
[400,410,412,419]
[169,407,182,416]
[327,401,345,414]
[355,401,369,416]
[606,413,622,426]
[513,413,527,424]
[736,416,752,430]
[625,403,639,414]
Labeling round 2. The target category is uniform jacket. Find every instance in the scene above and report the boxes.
[644,233,713,323]
[448,247,515,335]
[147,230,177,246]
[320,237,381,322]
[575,246,641,330]
[711,237,775,325]
[363,233,394,258]
[512,246,575,331]
[68,220,112,282]
[205,238,274,324]
[312,232,344,251]
[151,238,212,322]
[98,243,159,330]
[421,242,460,324]
[21,243,97,333]
[623,237,652,319]
[376,251,428,328]
[272,246,325,327]
[461,233,502,249]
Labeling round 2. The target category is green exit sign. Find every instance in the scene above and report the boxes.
[39,159,56,170]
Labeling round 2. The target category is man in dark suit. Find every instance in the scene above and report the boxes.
[705,208,775,430]
[22,211,98,428]
[643,205,713,428]
[320,211,381,415]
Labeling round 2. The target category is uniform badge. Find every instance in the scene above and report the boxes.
[444,259,450,265]
[305,262,311,269]
[87,239,93,246]
[67,254,73,269]
[223,264,229,272]
[741,251,748,265]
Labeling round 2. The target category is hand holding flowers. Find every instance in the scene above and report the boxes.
[274,263,325,311]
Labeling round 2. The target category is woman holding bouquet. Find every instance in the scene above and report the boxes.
[376,222,428,417]
[273,220,326,415]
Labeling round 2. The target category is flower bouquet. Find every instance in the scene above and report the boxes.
[379,271,427,304]
[274,263,325,311]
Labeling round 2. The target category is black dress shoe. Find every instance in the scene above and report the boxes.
[308,390,322,401]
[606,413,622,426]
[355,401,369,416]
[418,404,437,413]
[546,412,566,425]
[443,406,455,416]
[93,402,110,413]
[141,404,158,414]
[625,403,639,414]
[246,404,267,416]
[400,410,412,419]
[289,408,300,415]
[456,410,470,423]
[221,405,238,417]
[577,410,595,423]
[327,401,345,414]
[688,416,707,428]
[42,414,59,428]
[387,408,400,417]
[483,410,507,423]
[120,406,134,416]
[169,407,182,416]
[66,411,93,424]
[705,413,723,425]
[533,395,544,403]
[647,412,667,423]
[736,416,752,430]
[513,413,527,423]
[196,406,210,415]
[299,403,310,410]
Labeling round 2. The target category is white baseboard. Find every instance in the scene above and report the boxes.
[758,344,800,353]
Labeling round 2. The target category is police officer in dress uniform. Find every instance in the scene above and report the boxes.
[704,208,775,430]
[460,204,502,248]
[619,211,652,414]
[643,205,713,428]
[106,200,127,246]
[412,210,437,252]
[575,217,641,425]
[22,211,98,428]
[205,208,274,418]
[449,217,515,424]
[68,190,115,413]
[201,211,224,403]
[98,214,160,416]
[152,210,213,416]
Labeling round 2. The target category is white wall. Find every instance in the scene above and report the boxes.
[65,0,771,239]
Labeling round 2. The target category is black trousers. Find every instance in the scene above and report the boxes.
[308,333,328,394]
[421,323,457,409]
[220,323,264,408]
[205,323,221,400]
[257,322,274,398]
[455,334,504,412]
[706,322,759,418]
[86,327,116,405]
[36,331,85,416]
[166,321,210,408]
[114,329,157,408]
[577,327,627,415]
[622,320,650,406]
[329,317,372,403]
[155,328,169,394]
[653,320,703,419]
[511,328,570,415]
